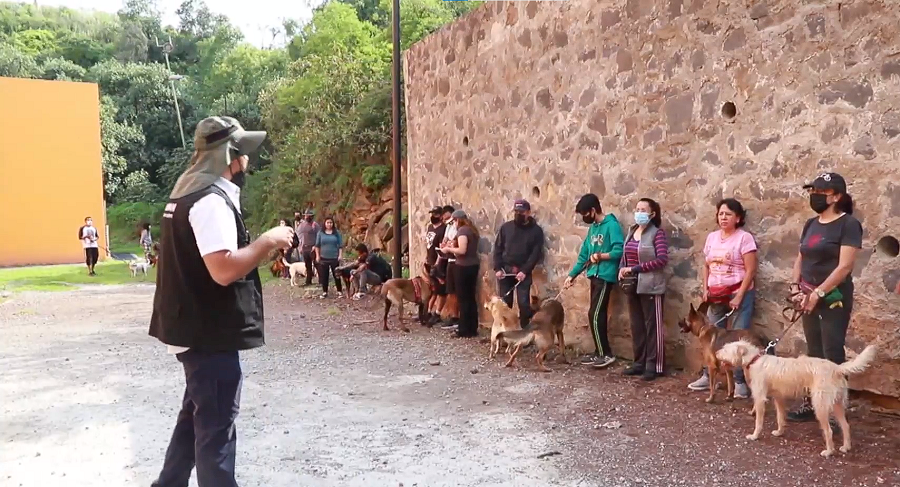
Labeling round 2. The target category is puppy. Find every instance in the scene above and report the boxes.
[380,264,433,332]
[282,258,307,287]
[678,302,770,403]
[496,298,565,372]
[270,257,285,278]
[148,253,159,267]
[484,296,520,359]
[717,340,877,457]
[129,258,150,277]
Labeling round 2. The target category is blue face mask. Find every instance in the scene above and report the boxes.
[634,212,651,226]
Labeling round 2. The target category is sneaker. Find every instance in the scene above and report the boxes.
[787,397,815,422]
[592,355,616,369]
[440,322,458,331]
[579,354,599,365]
[687,372,710,391]
[319,293,328,299]
[352,292,365,300]
[336,292,344,298]
[734,381,750,399]
[623,364,644,376]
[642,369,658,381]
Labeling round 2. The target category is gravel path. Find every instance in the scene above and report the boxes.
[1,283,898,487]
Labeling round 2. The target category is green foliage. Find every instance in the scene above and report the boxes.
[0,42,38,77]
[39,57,86,80]
[361,165,390,189]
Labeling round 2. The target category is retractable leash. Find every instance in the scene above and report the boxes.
[500,274,521,298]
[711,308,735,327]
[764,296,805,354]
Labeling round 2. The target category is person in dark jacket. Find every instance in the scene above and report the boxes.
[148,116,293,487]
[493,199,545,329]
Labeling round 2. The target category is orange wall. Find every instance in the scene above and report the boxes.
[0,77,106,267]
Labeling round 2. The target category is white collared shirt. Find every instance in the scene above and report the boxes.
[167,177,241,355]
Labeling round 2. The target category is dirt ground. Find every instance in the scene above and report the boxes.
[1,283,898,487]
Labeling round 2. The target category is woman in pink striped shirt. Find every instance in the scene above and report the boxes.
[618,198,670,381]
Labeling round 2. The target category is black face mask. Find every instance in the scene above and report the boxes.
[231,169,246,189]
[430,216,441,224]
[305,216,313,222]
[809,193,831,214]
[514,214,528,226]
[582,212,594,224]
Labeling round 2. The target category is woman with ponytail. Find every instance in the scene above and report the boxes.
[787,172,863,422]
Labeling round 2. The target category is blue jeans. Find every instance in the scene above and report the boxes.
[706,288,756,383]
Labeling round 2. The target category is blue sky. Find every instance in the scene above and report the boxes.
[35,0,317,47]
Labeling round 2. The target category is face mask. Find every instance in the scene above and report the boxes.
[634,212,651,226]
[809,193,831,214]
[581,212,594,224]
[305,216,313,222]
[431,216,441,224]
[231,169,246,188]
[514,214,527,225]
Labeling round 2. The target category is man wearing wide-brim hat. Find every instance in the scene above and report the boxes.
[149,116,294,487]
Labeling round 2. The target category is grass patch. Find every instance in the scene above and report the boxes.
[0,260,155,294]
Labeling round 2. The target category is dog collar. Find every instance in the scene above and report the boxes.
[747,354,763,368]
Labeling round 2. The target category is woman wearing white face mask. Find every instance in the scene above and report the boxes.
[618,198,670,381]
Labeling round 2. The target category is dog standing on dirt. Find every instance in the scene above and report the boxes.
[485,295,520,359]
[282,257,308,287]
[381,264,433,332]
[129,258,150,277]
[716,340,877,457]
[496,298,566,372]
[678,302,770,403]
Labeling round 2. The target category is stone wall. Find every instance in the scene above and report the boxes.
[403,0,900,397]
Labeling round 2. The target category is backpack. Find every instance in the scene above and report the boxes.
[78,226,86,240]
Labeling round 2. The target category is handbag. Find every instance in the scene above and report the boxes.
[618,274,638,294]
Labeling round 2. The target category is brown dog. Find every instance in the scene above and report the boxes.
[380,264,433,332]
[678,302,769,403]
[270,257,285,278]
[484,296,520,359]
[496,298,566,372]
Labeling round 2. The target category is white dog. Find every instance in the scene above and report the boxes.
[716,340,877,457]
[283,258,307,287]
[129,258,150,277]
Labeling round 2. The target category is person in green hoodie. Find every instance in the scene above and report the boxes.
[563,194,625,369]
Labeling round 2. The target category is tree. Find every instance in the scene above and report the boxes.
[39,57,87,81]
[0,43,38,78]
[99,95,146,198]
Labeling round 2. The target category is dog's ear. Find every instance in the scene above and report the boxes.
[696,301,709,316]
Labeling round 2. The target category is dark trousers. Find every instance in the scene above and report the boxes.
[802,282,854,364]
[84,247,99,268]
[498,274,533,329]
[588,277,614,357]
[456,263,480,336]
[318,258,342,293]
[302,249,316,285]
[153,350,243,487]
[626,293,665,374]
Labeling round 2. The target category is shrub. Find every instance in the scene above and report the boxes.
[361,164,390,190]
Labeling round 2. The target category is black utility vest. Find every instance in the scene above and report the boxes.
[149,185,264,352]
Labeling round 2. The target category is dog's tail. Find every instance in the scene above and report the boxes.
[497,329,535,347]
[839,345,877,376]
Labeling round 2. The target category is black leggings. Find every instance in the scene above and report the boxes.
[802,281,854,364]
[455,263,480,337]
[84,247,99,268]
[318,259,342,293]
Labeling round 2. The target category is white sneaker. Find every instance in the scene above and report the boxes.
[734,382,750,399]
[319,293,328,299]
[336,292,344,298]
[687,373,710,391]
[352,292,365,300]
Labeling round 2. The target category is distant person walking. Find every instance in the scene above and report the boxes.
[297,209,319,286]
[140,223,153,258]
[148,116,293,487]
[78,216,100,276]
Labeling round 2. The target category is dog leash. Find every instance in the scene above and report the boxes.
[500,275,521,299]
[711,309,734,327]
[763,298,805,354]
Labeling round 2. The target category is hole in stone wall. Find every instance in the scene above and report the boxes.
[721,101,737,119]
[876,235,900,257]
[462,136,469,147]
[531,186,541,198]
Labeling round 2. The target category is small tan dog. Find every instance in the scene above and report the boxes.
[496,298,566,372]
[484,296,520,359]
[282,258,308,287]
[716,340,877,457]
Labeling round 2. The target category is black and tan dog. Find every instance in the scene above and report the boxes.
[381,264,433,332]
[496,298,566,372]
[678,302,770,403]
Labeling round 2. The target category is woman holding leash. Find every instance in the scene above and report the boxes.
[441,210,481,339]
[787,172,862,422]
[689,198,758,398]
[314,216,344,298]
[619,198,670,381]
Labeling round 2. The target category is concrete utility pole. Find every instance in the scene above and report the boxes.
[155,36,187,149]
[390,0,403,277]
